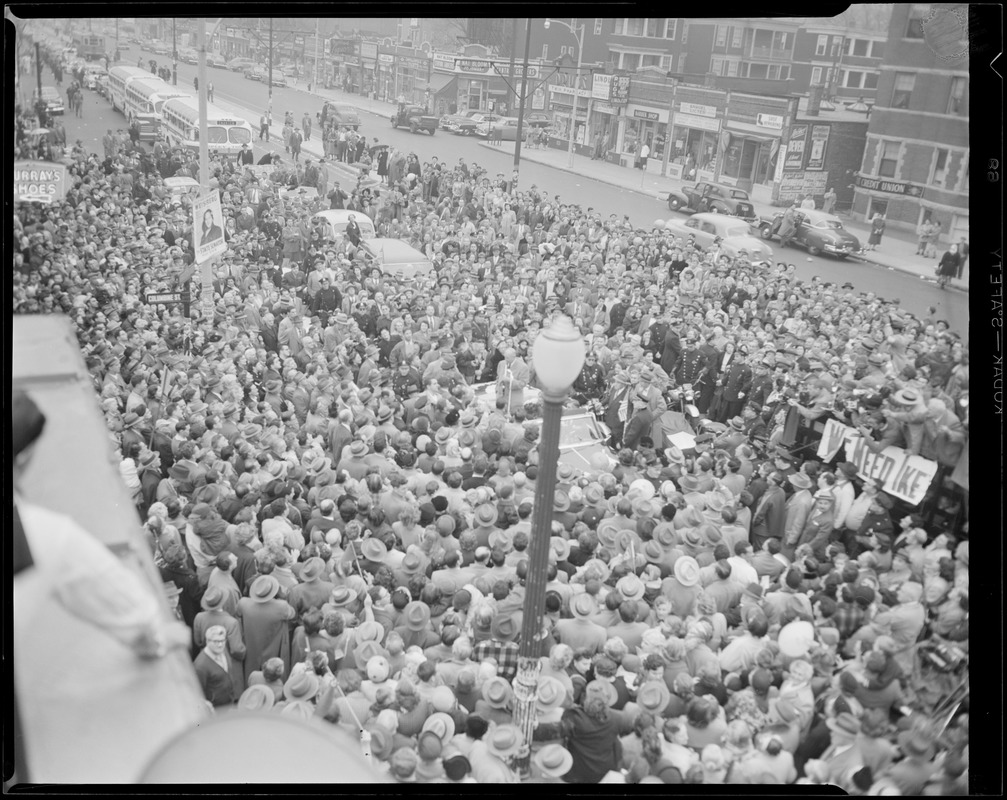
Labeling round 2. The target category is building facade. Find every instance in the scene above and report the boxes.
[852,3,969,240]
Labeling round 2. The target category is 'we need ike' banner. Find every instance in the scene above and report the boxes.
[816,418,938,506]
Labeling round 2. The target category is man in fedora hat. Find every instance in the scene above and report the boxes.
[750,471,787,550]
[555,594,607,657]
[236,575,296,683]
[783,472,816,560]
[285,557,335,616]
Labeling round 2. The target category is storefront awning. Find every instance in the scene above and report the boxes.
[726,131,776,144]
[426,73,457,96]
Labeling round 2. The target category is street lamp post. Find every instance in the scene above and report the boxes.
[511,315,586,776]
[544,18,585,169]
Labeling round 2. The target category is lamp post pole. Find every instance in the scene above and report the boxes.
[546,19,586,169]
[511,315,586,778]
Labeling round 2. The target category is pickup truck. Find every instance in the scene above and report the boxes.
[666,181,756,222]
[390,104,438,135]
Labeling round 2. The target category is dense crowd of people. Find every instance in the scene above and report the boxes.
[12,99,971,790]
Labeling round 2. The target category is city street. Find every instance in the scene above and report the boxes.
[86,42,970,332]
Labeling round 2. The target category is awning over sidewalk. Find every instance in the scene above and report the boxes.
[426,73,457,96]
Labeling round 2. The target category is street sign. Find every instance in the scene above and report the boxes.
[145,291,190,305]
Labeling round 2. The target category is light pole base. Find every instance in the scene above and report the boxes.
[511,656,542,780]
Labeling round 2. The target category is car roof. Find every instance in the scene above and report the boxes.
[361,238,430,261]
[798,209,843,223]
[312,210,376,231]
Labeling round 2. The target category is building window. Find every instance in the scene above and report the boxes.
[664,19,677,39]
[870,40,885,58]
[853,39,869,56]
[811,66,823,84]
[947,76,966,113]
[594,18,603,35]
[645,19,662,37]
[781,65,791,80]
[816,34,828,56]
[891,72,915,108]
[749,63,768,79]
[864,72,879,89]
[732,26,743,48]
[931,148,949,187]
[622,52,641,71]
[879,140,900,178]
[711,56,725,76]
[677,52,686,73]
[768,64,781,80]
[681,22,688,44]
[613,19,625,35]
[846,70,864,88]
[627,19,646,36]
[727,59,738,77]
[715,25,727,47]
[906,4,927,38]
[830,35,842,57]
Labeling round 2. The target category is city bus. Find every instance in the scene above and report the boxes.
[123,78,188,141]
[159,96,254,156]
[108,65,155,113]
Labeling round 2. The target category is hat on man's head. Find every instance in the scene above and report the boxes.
[482,677,514,709]
[250,575,280,603]
[571,593,596,619]
[403,600,432,631]
[674,556,700,587]
[491,613,518,642]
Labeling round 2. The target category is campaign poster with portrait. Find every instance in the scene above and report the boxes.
[192,191,227,264]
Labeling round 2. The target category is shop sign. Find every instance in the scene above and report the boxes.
[756,112,783,130]
[551,85,591,98]
[679,102,716,117]
[378,53,394,64]
[360,42,377,59]
[855,175,925,197]
[611,75,630,103]
[398,55,428,71]
[433,55,456,72]
[673,112,720,132]
[14,160,67,204]
[778,171,830,201]
[456,58,491,73]
[774,144,787,183]
[592,73,613,100]
[816,419,938,505]
[785,124,807,169]
[633,109,660,121]
[806,124,830,171]
[593,101,617,115]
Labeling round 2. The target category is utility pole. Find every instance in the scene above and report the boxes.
[267,18,273,126]
[512,18,532,174]
[507,19,517,115]
[197,18,213,322]
[313,17,320,92]
[172,18,178,85]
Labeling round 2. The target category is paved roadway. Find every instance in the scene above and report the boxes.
[78,42,969,330]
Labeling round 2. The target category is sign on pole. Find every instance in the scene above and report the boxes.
[14,160,68,204]
[192,191,226,264]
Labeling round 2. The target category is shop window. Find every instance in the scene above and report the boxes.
[891,72,915,108]
[931,148,949,187]
[864,72,879,89]
[868,197,889,218]
[878,140,900,178]
[905,5,927,38]
[947,76,966,114]
[815,35,827,56]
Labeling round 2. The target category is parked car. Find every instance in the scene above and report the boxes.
[177,49,197,65]
[227,57,256,72]
[205,53,226,68]
[489,118,527,142]
[440,109,482,133]
[268,72,287,87]
[358,238,435,280]
[244,66,267,82]
[457,113,500,136]
[94,74,110,99]
[37,86,64,116]
[524,112,552,129]
[322,102,361,131]
[664,212,774,265]
[477,115,516,137]
[390,105,438,135]
[82,64,106,89]
[667,181,757,221]
[757,208,861,258]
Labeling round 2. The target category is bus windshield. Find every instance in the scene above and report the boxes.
[207,126,228,144]
[228,127,251,144]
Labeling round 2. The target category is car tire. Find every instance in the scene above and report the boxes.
[390,118,397,128]
[410,122,418,134]
[428,128,435,135]
[760,225,773,240]
[807,245,821,257]
[668,196,682,212]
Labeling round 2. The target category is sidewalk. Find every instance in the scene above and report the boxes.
[224,78,969,294]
